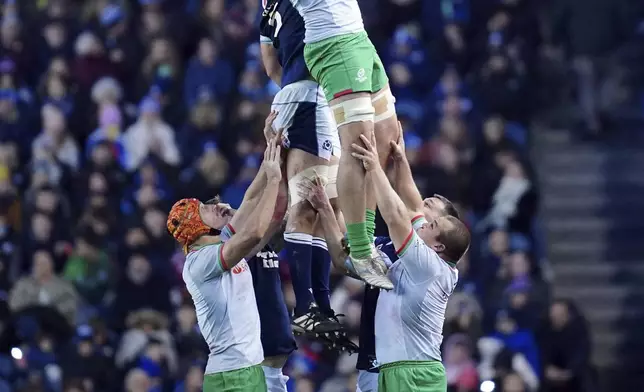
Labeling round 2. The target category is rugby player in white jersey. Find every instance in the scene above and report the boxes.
[351,133,471,391]
[166,136,283,392]
[288,0,403,290]
[299,123,463,391]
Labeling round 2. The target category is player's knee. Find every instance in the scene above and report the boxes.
[331,95,375,128]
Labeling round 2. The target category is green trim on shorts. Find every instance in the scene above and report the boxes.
[378,360,446,392]
[304,31,388,102]
[203,365,267,392]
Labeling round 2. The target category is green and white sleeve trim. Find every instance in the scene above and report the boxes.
[411,215,428,231]
[220,224,235,242]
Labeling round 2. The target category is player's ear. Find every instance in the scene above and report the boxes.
[433,243,445,253]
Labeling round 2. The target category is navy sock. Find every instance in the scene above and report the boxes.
[284,232,314,318]
[311,237,332,315]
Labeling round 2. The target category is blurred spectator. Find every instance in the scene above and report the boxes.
[9,249,78,324]
[179,98,222,164]
[444,334,478,392]
[183,36,234,109]
[61,325,115,392]
[502,372,529,392]
[173,363,204,392]
[550,0,635,135]
[63,229,112,308]
[478,311,540,390]
[110,254,172,329]
[124,367,153,392]
[540,300,592,392]
[100,5,143,95]
[32,104,80,173]
[73,31,116,92]
[479,159,537,235]
[122,96,180,171]
[114,309,178,376]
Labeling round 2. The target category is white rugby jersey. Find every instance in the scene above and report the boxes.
[374,231,458,365]
[288,0,364,43]
[183,243,263,374]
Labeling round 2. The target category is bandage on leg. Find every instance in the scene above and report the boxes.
[288,165,330,206]
[331,96,375,127]
[371,88,396,123]
[324,164,339,200]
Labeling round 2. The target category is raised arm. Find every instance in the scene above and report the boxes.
[352,134,413,251]
[222,137,283,266]
[390,124,424,218]
[259,0,283,86]
[260,42,282,86]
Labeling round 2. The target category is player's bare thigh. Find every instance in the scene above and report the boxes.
[285,148,330,232]
[327,154,346,232]
[262,354,289,368]
[329,92,375,148]
[372,84,399,167]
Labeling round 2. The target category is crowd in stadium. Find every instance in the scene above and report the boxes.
[3,0,642,391]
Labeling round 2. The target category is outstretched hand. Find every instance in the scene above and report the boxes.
[263,111,279,143]
[263,129,283,183]
[389,121,406,161]
[351,132,380,172]
[296,173,330,211]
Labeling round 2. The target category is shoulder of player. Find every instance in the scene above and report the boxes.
[398,234,457,269]
[184,243,224,270]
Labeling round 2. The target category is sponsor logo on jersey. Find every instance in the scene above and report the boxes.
[356,68,367,83]
[322,139,332,151]
[232,261,249,274]
[257,250,280,269]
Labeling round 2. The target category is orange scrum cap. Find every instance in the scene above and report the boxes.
[167,198,211,252]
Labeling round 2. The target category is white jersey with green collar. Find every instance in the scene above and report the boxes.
[289,0,364,43]
[374,230,458,365]
[183,243,263,374]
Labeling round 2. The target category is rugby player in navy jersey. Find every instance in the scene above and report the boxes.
[259,0,346,334]
[298,123,462,392]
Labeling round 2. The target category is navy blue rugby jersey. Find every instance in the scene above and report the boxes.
[259,0,310,87]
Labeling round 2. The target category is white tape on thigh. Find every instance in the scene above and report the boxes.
[324,164,339,199]
[288,165,329,206]
[372,88,397,123]
[331,96,375,127]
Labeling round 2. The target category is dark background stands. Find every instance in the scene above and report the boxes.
[0,0,642,391]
